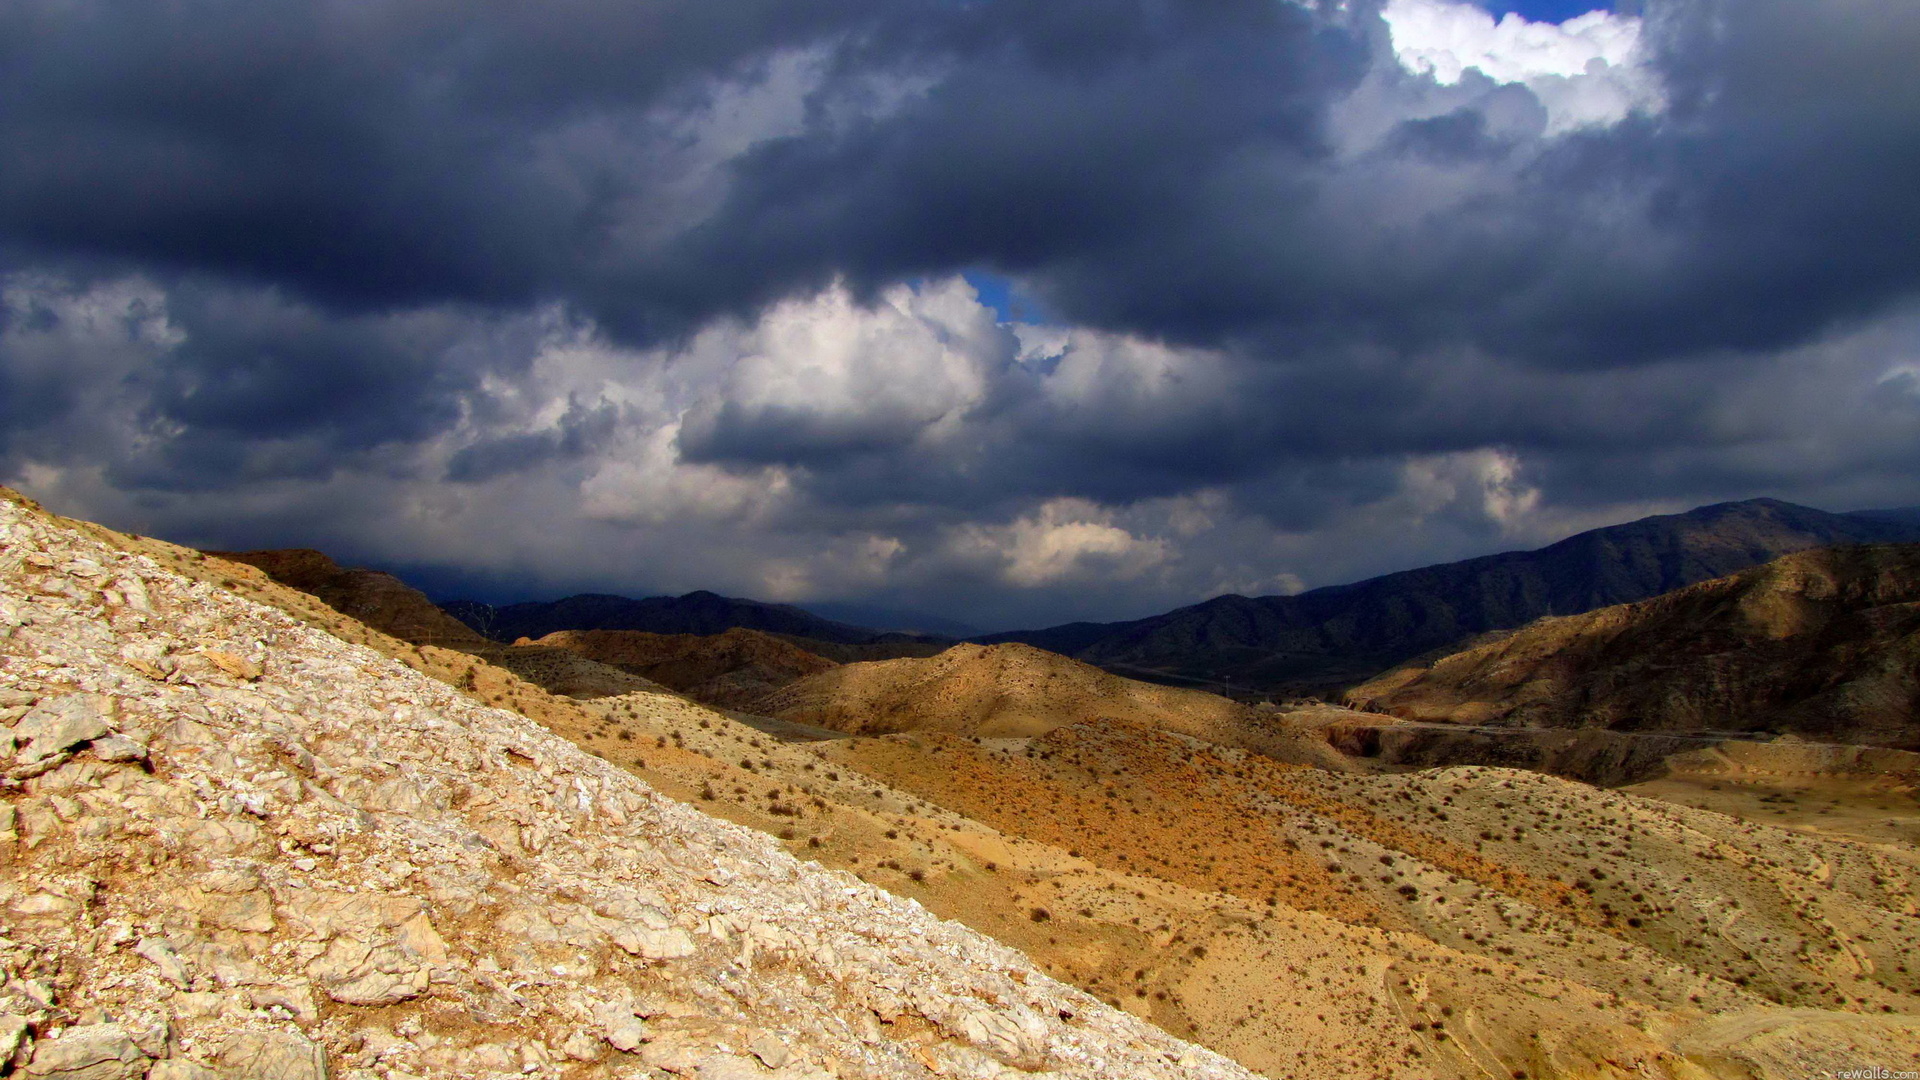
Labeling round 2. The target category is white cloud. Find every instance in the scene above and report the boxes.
[945,498,1169,588]
[678,277,1004,459]
[1381,0,1662,131]
[1400,448,1542,534]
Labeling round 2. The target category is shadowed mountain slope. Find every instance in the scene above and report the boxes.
[1346,544,1920,749]
[444,590,891,646]
[526,627,839,711]
[209,547,491,649]
[981,498,1920,693]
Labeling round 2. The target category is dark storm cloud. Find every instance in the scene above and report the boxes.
[446,399,624,483]
[5,0,1920,628]
[0,0,879,322]
[655,0,1359,322]
[0,272,541,491]
[5,0,1916,368]
[667,0,1920,367]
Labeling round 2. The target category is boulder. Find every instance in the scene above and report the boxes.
[20,1023,149,1080]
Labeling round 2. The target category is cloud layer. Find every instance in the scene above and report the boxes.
[3,0,1919,628]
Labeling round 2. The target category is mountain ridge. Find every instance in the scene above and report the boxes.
[1345,542,1920,749]
[978,498,1920,693]
[443,589,897,646]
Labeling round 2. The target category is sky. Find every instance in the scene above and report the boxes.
[3,0,1919,632]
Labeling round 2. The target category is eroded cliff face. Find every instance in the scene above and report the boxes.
[0,492,1256,1080]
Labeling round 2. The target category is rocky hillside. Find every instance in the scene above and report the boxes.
[1348,544,1920,749]
[984,498,1920,694]
[525,628,838,711]
[0,490,1256,1080]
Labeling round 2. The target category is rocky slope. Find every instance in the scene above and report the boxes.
[984,498,1920,694]
[0,490,1257,1080]
[524,629,838,711]
[1347,544,1920,749]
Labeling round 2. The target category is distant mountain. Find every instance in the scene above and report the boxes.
[526,627,839,711]
[441,589,886,645]
[799,601,980,639]
[1346,544,1920,749]
[979,498,1920,694]
[1847,505,1920,526]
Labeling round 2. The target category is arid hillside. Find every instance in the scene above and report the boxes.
[0,488,1258,1080]
[754,642,1327,756]
[1348,544,1920,749]
[29,491,1919,1080]
[527,627,839,710]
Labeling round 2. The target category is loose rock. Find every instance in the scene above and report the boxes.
[19,1023,148,1080]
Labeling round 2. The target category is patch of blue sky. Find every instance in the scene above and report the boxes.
[961,270,1055,325]
[1477,0,1612,24]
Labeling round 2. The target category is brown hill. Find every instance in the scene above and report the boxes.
[754,643,1353,768]
[1347,544,1920,748]
[767,633,952,664]
[527,627,838,710]
[207,547,489,649]
[827,720,1920,1060]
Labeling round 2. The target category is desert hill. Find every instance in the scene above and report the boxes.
[526,627,839,710]
[444,589,898,646]
[0,490,1259,1080]
[15,486,1920,1080]
[767,634,954,664]
[827,721,1920,1033]
[982,498,1920,694]
[1348,544,1920,749]
[754,642,1331,758]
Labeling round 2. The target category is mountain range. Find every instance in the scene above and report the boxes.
[977,498,1920,694]
[443,589,892,645]
[1347,542,1920,749]
[431,499,1920,695]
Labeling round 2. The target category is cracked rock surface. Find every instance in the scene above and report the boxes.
[0,491,1255,1080]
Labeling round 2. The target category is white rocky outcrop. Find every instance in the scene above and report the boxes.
[0,492,1255,1080]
